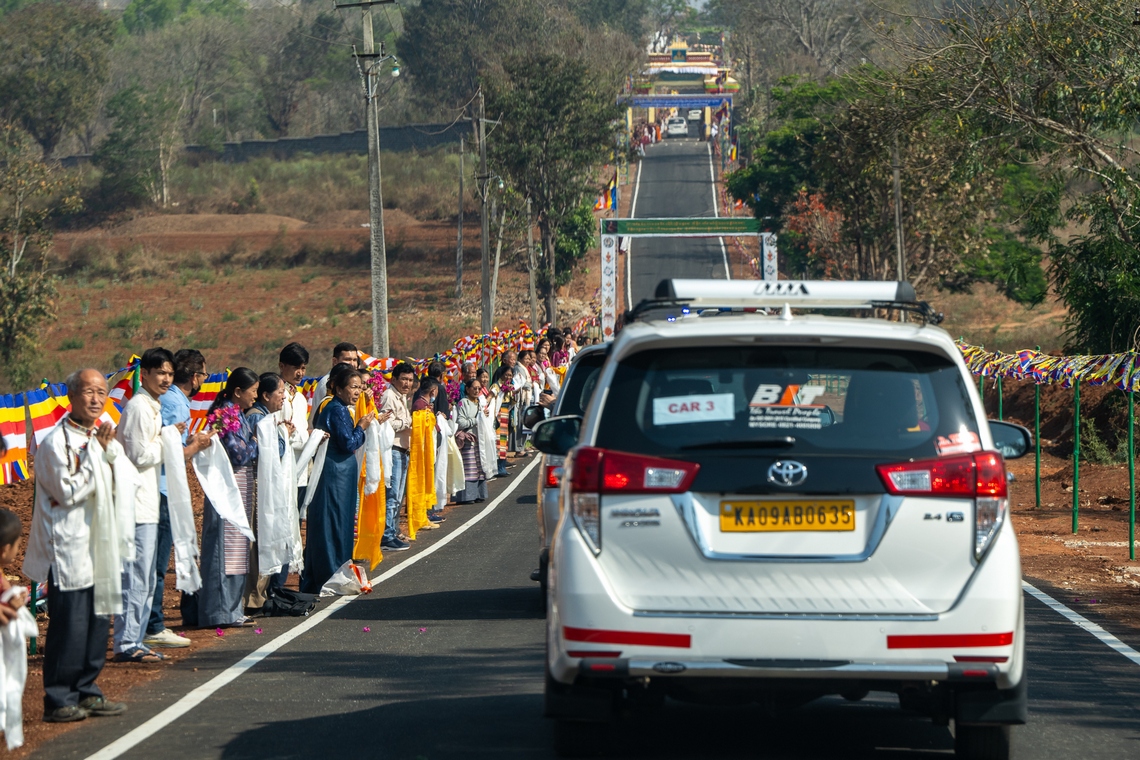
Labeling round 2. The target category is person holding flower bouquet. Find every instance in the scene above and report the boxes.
[300,364,383,594]
[455,378,493,503]
[489,365,514,478]
[198,368,260,628]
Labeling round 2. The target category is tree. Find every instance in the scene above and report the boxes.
[574,0,649,40]
[872,0,1140,351]
[245,10,343,137]
[0,123,75,387]
[726,75,1037,293]
[400,0,543,111]
[122,0,182,34]
[484,51,624,325]
[0,1,116,158]
[94,86,184,209]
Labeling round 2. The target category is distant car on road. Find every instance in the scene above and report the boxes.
[666,117,688,137]
[527,344,610,604]
[687,109,702,121]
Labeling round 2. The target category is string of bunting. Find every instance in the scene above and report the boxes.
[956,342,1140,391]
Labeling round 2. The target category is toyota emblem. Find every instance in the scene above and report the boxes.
[767,460,808,487]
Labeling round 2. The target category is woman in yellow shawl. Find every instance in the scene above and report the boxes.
[405,380,438,540]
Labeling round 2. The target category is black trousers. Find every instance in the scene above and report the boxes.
[268,486,307,594]
[43,572,109,712]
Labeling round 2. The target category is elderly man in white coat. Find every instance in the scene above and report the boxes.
[24,369,128,723]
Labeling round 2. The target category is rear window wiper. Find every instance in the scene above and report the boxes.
[681,437,796,451]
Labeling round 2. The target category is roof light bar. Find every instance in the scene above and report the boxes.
[632,279,942,324]
[656,279,917,306]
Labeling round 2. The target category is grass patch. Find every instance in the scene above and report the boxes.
[106,312,145,339]
[183,334,219,350]
[165,148,464,222]
[59,337,85,350]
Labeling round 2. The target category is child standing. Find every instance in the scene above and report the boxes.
[0,508,36,749]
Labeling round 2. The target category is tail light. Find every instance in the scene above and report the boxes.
[565,447,701,554]
[543,454,565,488]
[876,452,1008,561]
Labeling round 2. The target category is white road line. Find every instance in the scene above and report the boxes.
[1023,581,1140,668]
[707,142,730,279]
[85,457,542,760]
[626,159,643,310]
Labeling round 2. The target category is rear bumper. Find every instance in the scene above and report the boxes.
[548,517,1025,691]
[575,657,1000,682]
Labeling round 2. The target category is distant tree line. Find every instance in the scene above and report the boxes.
[716,0,1140,354]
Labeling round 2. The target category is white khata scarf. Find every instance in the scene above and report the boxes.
[88,437,123,616]
[109,439,138,564]
[476,397,498,480]
[161,426,202,593]
[0,604,37,749]
[358,419,382,497]
[192,437,255,541]
[301,437,329,520]
[434,413,455,509]
[256,414,302,576]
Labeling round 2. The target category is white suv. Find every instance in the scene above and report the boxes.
[533,280,1030,759]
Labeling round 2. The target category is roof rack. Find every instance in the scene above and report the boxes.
[627,279,943,325]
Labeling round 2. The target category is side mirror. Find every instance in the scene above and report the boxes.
[989,420,1032,459]
[532,415,582,456]
[522,404,547,430]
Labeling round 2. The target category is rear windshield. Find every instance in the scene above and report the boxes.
[594,346,979,458]
[557,352,608,417]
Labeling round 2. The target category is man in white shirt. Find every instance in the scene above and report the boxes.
[380,363,415,552]
[278,342,312,502]
[276,342,312,591]
[308,341,361,429]
[24,369,127,722]
[114,348,179,663]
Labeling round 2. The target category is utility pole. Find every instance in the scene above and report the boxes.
[491,202,506,322]
[456,136,464,300]
[338,0,398,357]
[892,136,906,322]
[478,91,492,334]
[527,197,537,329]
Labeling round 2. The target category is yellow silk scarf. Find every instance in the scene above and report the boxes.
[353,392,386,569]
[405,409,437,540]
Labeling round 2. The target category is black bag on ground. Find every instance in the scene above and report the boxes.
[180,591,199,628]
[262,588,318,617]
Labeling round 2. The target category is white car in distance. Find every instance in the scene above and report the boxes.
[666,117,688,137]
[534,279,1031,760]
[687,109,702,121]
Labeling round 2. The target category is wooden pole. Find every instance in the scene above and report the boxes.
[1073,382,1081,534]
[456,136,464,299]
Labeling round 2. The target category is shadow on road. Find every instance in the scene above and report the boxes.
[217,692,959,760]
[335,585,544,621]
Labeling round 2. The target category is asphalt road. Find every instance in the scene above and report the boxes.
[31,129,1140,759]
[37,456,1140,760]
[628,128,730,306]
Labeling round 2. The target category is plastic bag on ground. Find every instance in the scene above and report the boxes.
[319,561,374,597]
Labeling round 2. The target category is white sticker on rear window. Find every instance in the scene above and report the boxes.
[749,405,827,430]
[652,393,735,426]
[935,431,981,456]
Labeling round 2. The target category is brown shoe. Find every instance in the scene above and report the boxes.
[44,705,87,723]
[79,697,127,717]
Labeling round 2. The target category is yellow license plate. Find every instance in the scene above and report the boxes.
[719,501,856,532]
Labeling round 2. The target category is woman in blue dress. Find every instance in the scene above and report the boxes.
[199,367,260,628]
[299,364,377,594]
